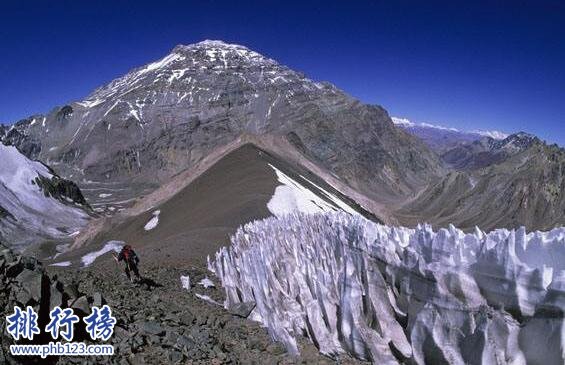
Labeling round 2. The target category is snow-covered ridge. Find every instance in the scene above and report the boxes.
[392,116,509,140]
[211,212,565,364]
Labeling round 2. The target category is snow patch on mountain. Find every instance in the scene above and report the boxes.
[420,122,459,132]
[180,275,191,291]
[1,144,52,201]
[390,117,414,127]
[137,53,185,76]
[81,240,123,267]
[49,261,72,267]
[211,212,565,364]
[198,277,215,289]
[195,293,222,306]
[144,210,161,231]
[266,164,358,217]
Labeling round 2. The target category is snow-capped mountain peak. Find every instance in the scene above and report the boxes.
[493,131,539,151]
[75,39,303,115]
[174,39,275,64]
[471,129,509,139]
[390,117,415,127]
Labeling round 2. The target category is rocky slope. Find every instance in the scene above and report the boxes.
[0,124,7,140]
[0,241,363,364]
[1,40,442,218]
[48,144,375,269]
[398,133,565,231]
[0,144,90,250]
[440,132,541,170]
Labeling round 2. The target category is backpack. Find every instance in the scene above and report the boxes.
[122,245,138,263]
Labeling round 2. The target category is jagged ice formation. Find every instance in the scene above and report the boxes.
[210,212,565,364]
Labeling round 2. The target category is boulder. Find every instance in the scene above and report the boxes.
[179,311,194,326]
[49,283,63,310]
[1,249,15,264]
[167,349,183,363]
[71,295,90,314]
[93,292,103,307]
[5,262,23,278]
[176,335,196,351]
[63,282,80,299]
[227,301,256,318]
[139,321,164,336]
[15,286,33,306]
[165,329,179,345]
[21,256,40,271]
[15,268,43,302]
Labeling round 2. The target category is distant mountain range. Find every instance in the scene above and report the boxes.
[391,116,565,230]
[391,117,509,152]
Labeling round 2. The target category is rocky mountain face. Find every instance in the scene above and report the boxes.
[0,144,90,249]
[389,116,565,231]
[1,40,442,218]
[0,242,354,364]
[441,132,541,170]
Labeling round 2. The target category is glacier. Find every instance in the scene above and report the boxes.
[0,144,88,248]
[210,212,565,364]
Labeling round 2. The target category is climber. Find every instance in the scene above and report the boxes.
[113,245,141,283]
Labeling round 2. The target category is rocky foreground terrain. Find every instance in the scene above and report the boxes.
[0,241,363,364]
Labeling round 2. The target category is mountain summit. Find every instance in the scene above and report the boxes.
[2,40,442,220]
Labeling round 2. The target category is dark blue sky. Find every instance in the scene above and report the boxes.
[1,1,564,144]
